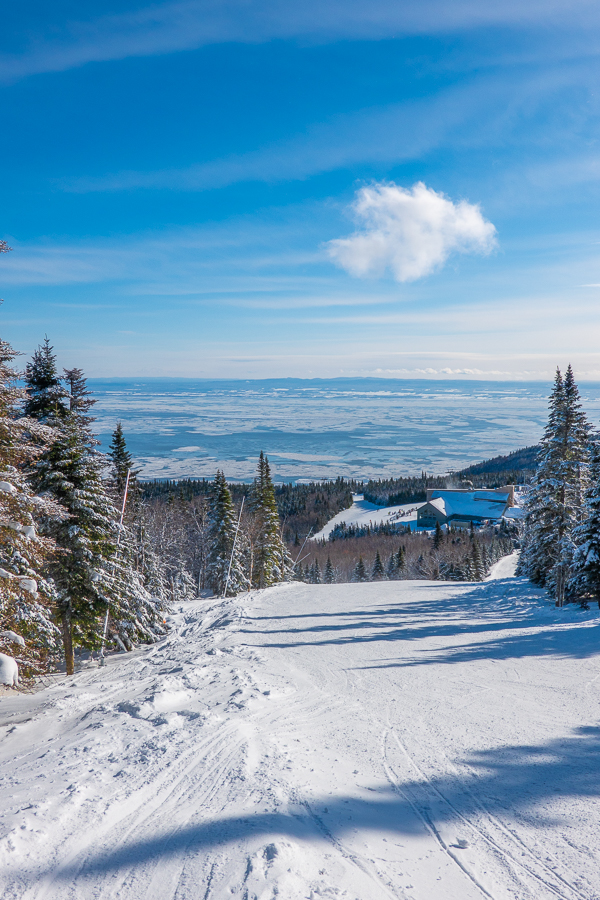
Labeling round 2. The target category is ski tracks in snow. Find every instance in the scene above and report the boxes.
[2,575,600,899]
[382,725,593,900]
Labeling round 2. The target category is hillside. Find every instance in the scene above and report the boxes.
[459,445,539,479]
[2,569,600,899]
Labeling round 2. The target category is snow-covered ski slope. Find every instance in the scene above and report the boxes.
[2,572,600,900]
[313,494,420,539]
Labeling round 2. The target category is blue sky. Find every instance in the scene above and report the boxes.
[2,0,600,379]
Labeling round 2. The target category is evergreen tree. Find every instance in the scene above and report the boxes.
[471,541,484,581]
[570,435,600,607]
[207,471,249,597]
[109,422,138,496]
[33,416,118,672]
[24,337,67,422]
[519,366,591,603]
[0,336,64,677]
[385,552,397,580]
[249,452,292,588]
[324,555,335,584]
[63,367,95,426]
[352,556,368,582]
[434,520,443,550]
[371,550,385,580]
[313,558,321,583]
[32,369,165,673]
[396,546,406,576]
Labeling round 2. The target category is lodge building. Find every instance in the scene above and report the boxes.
[416,486,515,529]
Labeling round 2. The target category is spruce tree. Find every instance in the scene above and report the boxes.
[434,520,443,550]
[396,546,406,576]
[324,555,335,584]
[63,367,95,425]
[0,336,63,676]
[518,369,566,586]
[519,366,591,603]
[24,338,67,422]
[385,552,397,580]
[33,417,117,672]
[570,435,600,607]
[109,422,137,496]
[207,470,249,597]
[371,551,385,580]
[32,368,165,672]
[249,452,292,588]
[352,556,368,582]
[471,541,484,581]
[313,558,321,584]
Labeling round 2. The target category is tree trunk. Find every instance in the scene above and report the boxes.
[61,614,75,675]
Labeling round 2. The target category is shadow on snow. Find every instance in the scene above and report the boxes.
[43,724,600,880]
[241,579,600,666]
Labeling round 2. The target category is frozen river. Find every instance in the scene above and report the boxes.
[88,377,600,481]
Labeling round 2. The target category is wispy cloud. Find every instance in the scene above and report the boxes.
[2,1,599,84]
[327,182,496,282]
[59,58,600,197]
[59,76,519,193]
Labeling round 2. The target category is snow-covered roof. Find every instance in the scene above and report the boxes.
[424,490,509,520]
[504,506,526,520]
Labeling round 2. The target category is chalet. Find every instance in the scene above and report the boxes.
[416,486,514,529]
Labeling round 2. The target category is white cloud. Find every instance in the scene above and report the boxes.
[327,182,497,282]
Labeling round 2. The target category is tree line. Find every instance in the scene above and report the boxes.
[296,521,515,585]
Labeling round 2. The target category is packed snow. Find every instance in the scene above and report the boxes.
[2,569,600,899]
[313,493,421,539]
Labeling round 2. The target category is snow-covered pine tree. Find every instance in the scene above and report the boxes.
[30,358,166,672]
[385,552,397,580]
[24,337,68,422]
[63,367,95,426]
[207,470,249,596]
[519,366,591,603]
[324,555,335,584]
[569,434,600,607]
[293,560,304,581]
[550,365,591,602]
[249,452,292,588]
[470,541,484,581]
[109,421,138,495]
[33,415,121,673]
[0,336,64,677]
[352,556,368,582]
[371,551,385,580]
[518,369,565,586]
[396,546,406,576]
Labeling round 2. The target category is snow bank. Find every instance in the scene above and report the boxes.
[0,653,18,686]
[1,573,600,899]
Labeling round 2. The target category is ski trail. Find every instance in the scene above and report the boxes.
[381,729,495,900]
[386,727,591,900]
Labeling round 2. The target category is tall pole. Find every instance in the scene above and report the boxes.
[99,469,131,665]
[293,527,313,564]
[223,497,244,599]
